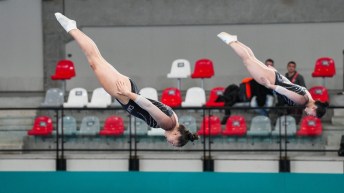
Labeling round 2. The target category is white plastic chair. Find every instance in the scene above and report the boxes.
[109,99,122,107]
[167,59,191,89]
[147,127,165,136]
[250,95,274,115]
[63,87,88,108]
[139,87,158,101]
[87,87,112,108]
[182,87,206,107]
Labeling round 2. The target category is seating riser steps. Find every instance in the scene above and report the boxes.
[0,110,37,117]
[0,118,34,126]
[330,95,344,106]
[331,117,344,125]
[333,109,344,116]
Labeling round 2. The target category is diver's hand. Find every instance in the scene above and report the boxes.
[116,81,131,96]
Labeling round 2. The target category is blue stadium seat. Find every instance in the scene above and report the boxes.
[271,115,297,136]
[78,116,100,136]
[247,115,271,137]
[178,115,197,133]
[55,116,77,136]
[41,88,64,107]
[124,117,148,136]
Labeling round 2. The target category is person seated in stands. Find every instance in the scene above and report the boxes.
[216,84,241,124]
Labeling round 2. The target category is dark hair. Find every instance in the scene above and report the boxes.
[287,61,296,67]
[315,100,329,118]
[265,58,274,64]
[176,124,199,147]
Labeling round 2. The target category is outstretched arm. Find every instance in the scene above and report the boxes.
[116,81,175,130]
[260,77,307,105]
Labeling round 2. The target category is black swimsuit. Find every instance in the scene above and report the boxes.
[274,72,307,106]
[116,79,174,128]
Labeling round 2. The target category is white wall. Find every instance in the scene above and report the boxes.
[291,160,344,174]
[67,159,128,171]
[0,159,55,171]
[215,160,279,173]
[66,23,344,91]
[140,159,203,172]
[0,0,43,91]
[1,157,343,173]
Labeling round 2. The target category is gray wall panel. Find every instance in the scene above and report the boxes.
[1,0,344,91]
[64,0,344,26]
[0,0,43,91]
[65,23,344,91]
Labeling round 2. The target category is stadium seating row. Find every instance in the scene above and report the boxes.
[28,115,124,136]
[52,57,336,86]
[197,115,322,137]
[40,86,226,108]
[41,84,330,109]
[27,114,322,137]
[47,57,333,108]
[165,57,336,90]
[52,58,216,90]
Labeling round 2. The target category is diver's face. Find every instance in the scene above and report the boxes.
[165,129,181,146]
[304,106,316,116]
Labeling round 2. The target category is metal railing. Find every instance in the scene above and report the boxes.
[0,105,342,171]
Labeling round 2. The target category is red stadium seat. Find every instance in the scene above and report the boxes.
[297,116,322,136]
[222,115,247,136]
[99,116,124,136]
[205,87,225,107]
[312,57,336,77]
[191,58,215,89]
[161,87,182,107]
[27,116,53,136]
[191,58,214,79]
[197,115,222,136]
[309,86,330,103]
[51,59,76,80]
